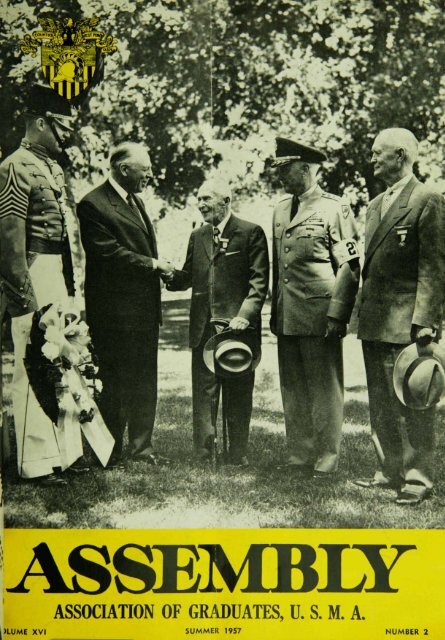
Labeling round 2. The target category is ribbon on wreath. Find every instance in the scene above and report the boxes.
[25,302,114,467]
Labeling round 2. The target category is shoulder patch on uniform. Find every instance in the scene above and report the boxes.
[321,191,341,202]
[341,204,350,219]
[0,164,28,220]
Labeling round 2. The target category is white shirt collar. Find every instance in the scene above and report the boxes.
[216,212,231,236]
[109,175,130,203]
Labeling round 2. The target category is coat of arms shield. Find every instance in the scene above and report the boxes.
[21,16,117,101]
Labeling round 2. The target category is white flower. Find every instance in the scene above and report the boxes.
[44,325,62,344]
[41,342,61,361]
[75,321,90,336]
[69,334,91,351]
[39,304,61,331]
[60,342,80,365]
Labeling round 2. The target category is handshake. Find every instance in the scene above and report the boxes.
[157,257,175,281]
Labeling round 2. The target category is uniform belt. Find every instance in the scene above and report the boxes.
[28,237,65,254]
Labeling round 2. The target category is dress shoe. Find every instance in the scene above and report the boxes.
[312,470,335,480]
[67,459,90,474]
[106,456,125,470]
[354,477,400,490]
[395,490,430,506]
[276,463,312,476]
[228,456,249,468]
[195,436,214,462]
[195,450,212,462]
[203,435,215,458]
[38,473,67,486]
[145,452,171,466]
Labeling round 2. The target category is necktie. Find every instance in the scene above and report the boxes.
[290,195,300,222]
[126,193,146,228]
[381,189,394,219]
[213,226,220,246]
[126,193,157,256]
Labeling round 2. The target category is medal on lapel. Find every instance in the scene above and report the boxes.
[395,225,410,247]
[220,238,229,254]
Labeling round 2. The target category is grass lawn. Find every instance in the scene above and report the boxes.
[2,296,445,530]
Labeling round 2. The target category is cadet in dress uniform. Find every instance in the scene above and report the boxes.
[0,85,83,485]
[270,138,360,478]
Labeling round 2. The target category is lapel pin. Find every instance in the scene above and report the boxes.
[220,238,229,254]
[395,225,409,247]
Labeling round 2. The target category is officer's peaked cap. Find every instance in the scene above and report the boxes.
[271,137,328,167]
[24,85,74,127]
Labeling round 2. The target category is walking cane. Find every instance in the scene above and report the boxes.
[221,378,228,463]
[208,318,231,469]
[210,383,219,469]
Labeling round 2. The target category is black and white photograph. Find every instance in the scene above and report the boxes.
[1,0,445,636]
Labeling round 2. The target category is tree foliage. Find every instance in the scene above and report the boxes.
[1,0,444,214]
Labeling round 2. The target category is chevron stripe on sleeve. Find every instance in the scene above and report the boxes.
[0,163,28,220]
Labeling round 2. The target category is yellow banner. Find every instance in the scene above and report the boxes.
[4,528,445,639]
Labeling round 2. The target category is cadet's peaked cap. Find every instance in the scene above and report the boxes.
[203,328,261,379]
[270,137,328,168]
[393,343,445,410]
[24,85,74,130]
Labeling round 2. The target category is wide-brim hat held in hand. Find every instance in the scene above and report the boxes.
[203,327,261,378]
[393,342,445,410]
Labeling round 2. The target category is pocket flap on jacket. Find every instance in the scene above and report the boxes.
[304,279,333,299]
[295,225,325,239]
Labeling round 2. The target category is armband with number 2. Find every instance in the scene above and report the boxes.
[332,238,359,266]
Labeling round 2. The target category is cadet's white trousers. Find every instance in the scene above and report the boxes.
[11,254,83,478]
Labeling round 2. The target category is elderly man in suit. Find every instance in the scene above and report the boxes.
[355,128,445,505]
[167,177,269,465]
[270,138,360,479]
[77,142,173,467]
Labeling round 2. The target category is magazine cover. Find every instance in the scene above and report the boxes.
[2,1,445,638]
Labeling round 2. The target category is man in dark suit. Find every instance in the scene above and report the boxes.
[167,177,269,465]
[77,142,173,467]
[356,128,445,505]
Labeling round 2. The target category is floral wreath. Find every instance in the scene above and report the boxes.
[25,302,102,426]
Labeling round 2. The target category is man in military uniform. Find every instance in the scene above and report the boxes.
[270,137,360,478]
[355,128,445,505]
[0,85,83,485]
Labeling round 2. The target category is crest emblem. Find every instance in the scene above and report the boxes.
[341,204,350,219]
[20,16,117,100]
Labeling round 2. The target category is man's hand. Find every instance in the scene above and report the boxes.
[157,257,175,276]
[411,325,437,346]
[160,271,175,283]
[228,316,250,332]
[325,317,347,339]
